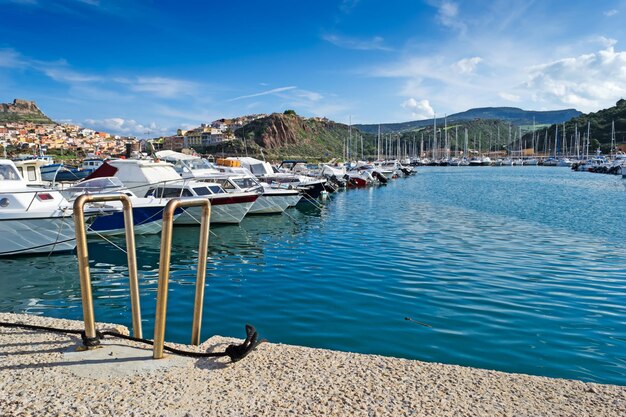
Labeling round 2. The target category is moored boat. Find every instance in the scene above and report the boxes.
[0,159,76,256]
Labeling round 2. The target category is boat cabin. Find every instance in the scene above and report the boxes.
[145,181,227,199]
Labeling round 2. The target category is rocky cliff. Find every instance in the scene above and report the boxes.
[0,99,54,124]
[233,112,365,160]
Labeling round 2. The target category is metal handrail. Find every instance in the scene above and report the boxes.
[73,194,142,341]
[153,197,211,359]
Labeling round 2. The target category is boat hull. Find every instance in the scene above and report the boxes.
[86,206,168,236]
[249,194,291,214]
[174,195,257,224]
[0,216,76,256]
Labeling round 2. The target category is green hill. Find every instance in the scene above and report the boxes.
[520,99,626,154]
[355,107,581,135]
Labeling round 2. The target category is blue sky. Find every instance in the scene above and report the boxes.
[2,0,626,136]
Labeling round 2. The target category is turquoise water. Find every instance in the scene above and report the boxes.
[1,167,626,385]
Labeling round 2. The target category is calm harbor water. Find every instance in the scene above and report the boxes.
[1,167,625,385]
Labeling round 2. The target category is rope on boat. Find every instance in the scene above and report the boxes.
[179,207,218,237]
[0,321,263,363]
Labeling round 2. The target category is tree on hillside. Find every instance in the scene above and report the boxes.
[283,110,297,116]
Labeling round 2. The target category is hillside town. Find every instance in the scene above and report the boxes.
[0,103,268,158]
[147,114,267,152]
[0,121,140,157]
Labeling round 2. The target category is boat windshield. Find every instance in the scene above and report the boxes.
[67,177,124,192]
[193,187,213,196]
[208,185,225,194]
[231,177,259,189]
[147,187,193,198]
[187,159,212,170]
[0,164,22,181]
[193,185,226,195]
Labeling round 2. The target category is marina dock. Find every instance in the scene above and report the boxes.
[1,312,624,416]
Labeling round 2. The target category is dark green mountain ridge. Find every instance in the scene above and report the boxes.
[355,107,582,134]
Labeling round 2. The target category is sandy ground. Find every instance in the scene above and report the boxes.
[0,312,625,416]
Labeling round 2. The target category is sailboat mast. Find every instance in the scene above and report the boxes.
[574,123,580,159]
[586,121,590,159]
[464,128,468,157]
[377,124,381,161]
[562,123,566,157]
[455,126,459,158]
[348,115,352,161]
[554,124,558,158]
[443,115,450,159]
[519,126,522,159]
[611,120,616,158]
[532,117,535,156]
[433,113,437,160]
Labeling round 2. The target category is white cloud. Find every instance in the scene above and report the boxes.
[323,34,393,51]
[0,48,24,68]
[228,86,297,101]
[434,1,466,34]
[452,57,482,74]
[84,117,170,136]
[498,92,521,102]
[604,9,618,17]
[523,44,626,111]
[41,66,102,83]
[402,98,435,119]
[126,76,197,98]
[294,89,323,102]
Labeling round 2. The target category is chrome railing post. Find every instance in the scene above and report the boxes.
[73,194,142,341]
[153,197,211,359]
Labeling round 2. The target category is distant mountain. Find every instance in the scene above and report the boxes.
[0,99,54,124]
[521,99,626,154]
[355,107,582,134]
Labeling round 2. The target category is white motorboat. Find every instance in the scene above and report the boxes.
[156,150,299,213]
[229,157,328,200]
[0,159,76,256]
[13,158,49,186]
[145,181,258,224]
[62,177,172,235]
[86,159,258,224]
[199,175,298,214]
[556,158,573,167]
[543,158,558,167]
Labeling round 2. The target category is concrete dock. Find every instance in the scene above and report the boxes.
[0,312,624,416]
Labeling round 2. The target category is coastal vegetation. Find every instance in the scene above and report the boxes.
[521,99,626,154]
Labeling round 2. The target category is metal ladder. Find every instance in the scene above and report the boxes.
[73,195,211,359]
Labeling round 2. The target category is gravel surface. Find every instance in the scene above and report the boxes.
[1,312,625,416]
